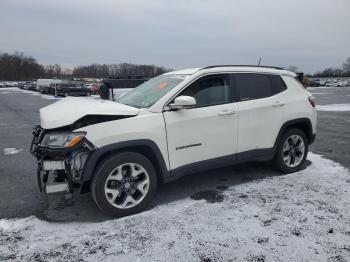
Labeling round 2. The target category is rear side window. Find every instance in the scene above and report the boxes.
[269,75,287,94]
[234,73,272,101]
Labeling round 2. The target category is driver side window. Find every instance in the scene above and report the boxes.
[180,74,230,108]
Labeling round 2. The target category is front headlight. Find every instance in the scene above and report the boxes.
[41,132,86,148]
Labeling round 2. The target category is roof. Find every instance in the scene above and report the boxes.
[164,68,202,75]
[166,65,296,77]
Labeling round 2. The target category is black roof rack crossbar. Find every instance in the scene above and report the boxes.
[200,65,284,70]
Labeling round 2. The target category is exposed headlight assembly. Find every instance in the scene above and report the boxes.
[41,132,86,148]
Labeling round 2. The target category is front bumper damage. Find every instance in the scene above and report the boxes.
[30,126,95,194]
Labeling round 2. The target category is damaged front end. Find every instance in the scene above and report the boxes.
[30,126,95,194]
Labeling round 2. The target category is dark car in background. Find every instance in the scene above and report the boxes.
[50,83,92,97]
[18,81,36,90]
[24,81,36,90]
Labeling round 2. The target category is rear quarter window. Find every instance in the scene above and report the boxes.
[234,73,272,101]
[269,75,287,95]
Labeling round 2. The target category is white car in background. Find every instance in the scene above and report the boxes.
[326,81,348,87]
[3,82,12,87]
[37,79,63,93]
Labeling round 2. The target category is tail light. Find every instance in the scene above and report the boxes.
[308,96,315,107]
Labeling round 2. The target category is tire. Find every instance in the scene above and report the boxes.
[273,128,308,173]
[91,152,158,217]
[64,92,69,97]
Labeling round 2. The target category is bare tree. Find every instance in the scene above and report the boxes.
[72,63,171,78]
[342,57,350,74]
[0,51,44,80]
[287,65,299,73]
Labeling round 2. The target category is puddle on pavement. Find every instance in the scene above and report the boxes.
[191,190,224,203]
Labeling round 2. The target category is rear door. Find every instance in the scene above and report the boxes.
[163,74,238,171]
[233,73,286,155]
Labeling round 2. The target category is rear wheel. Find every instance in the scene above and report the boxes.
[91,152,157,217]
[273,128,308,173]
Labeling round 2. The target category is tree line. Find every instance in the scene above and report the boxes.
[286,58,350,77]
[0,52,45,81]
[72,63,170,78]
[313,57,350,77]
[0,51,170,81]
[0,51,349,81]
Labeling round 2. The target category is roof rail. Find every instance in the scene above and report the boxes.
[200,65,285,70]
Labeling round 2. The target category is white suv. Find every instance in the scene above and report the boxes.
[31,65,317,217]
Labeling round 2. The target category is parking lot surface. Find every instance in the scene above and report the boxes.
[0,87,350,261]
[0,87,349,221]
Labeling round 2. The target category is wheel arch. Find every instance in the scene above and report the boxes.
[273,118,314,153]
[80,139,169,193]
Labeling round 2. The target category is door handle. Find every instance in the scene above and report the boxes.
[272,101,285,107]
[218,110,235,116]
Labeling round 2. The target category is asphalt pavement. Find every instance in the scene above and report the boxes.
[0,87,349,221]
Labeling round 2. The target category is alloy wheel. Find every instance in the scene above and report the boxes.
[104,163,150,209]
[282,134,305,167]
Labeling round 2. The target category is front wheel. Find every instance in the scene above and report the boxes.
[91,152,157,217]
[273,128,308,173]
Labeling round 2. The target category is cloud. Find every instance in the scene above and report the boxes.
[0,0,349,73]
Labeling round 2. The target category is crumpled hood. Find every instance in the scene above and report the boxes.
[40,97,140,129]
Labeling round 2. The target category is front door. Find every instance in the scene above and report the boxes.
[163,74,238,171]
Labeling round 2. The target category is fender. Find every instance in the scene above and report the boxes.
[273,118,315,153]
[81,139,169,183]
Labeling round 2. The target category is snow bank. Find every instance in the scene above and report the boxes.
[3,148,23,155]
[316,103,350,112]
[0,153,349,261]
[0,87,61,100]
[310,92,333,95]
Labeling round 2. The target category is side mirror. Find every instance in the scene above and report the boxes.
[169,96,196,110]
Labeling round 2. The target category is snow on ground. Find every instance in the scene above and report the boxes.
[310,92,334,95]
[3,148,23,155]
[0,87,100,100]
[1,153,349,261]
[0,88,61,100]
[316,104,350,112]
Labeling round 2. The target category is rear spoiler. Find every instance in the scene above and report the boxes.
[296,72,304,83]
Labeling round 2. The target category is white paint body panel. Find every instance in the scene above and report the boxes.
[164,103,238,169]
[40,97,139,129]
[236,93,284,153]
[38,66,316,174]
[43,160,65,170]
[281,76,317,134]
[77,111,170,169]
[45,183,68,194]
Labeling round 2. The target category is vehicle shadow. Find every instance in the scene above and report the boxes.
[155,161,283,206]
[42,161,293,223]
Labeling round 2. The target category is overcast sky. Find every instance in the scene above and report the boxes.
[0,0,349,73]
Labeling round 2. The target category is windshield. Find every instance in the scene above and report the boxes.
[117,74,188,108]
